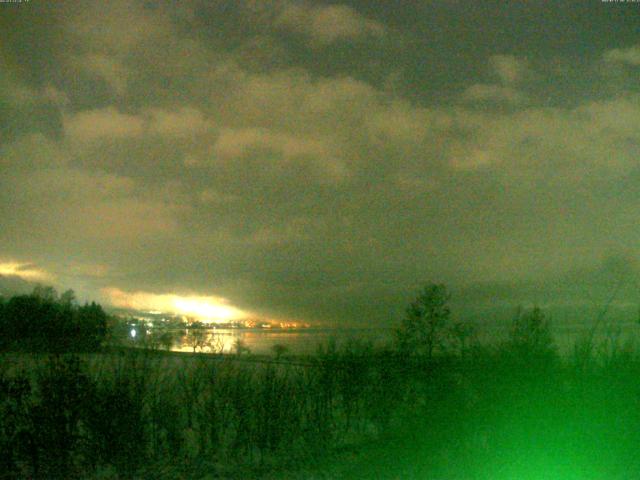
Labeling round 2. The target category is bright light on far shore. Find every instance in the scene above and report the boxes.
[173,298,241,321]
[103,287,249,323]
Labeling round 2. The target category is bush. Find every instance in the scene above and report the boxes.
[504,306,557,365]
[30,356,94,478]
[0,370,32,479]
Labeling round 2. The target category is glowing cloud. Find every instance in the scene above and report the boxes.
[0,262,53,282]
[102,287,249,323]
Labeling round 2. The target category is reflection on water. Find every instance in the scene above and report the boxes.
[169,327,394,355]
[131,319,640,357]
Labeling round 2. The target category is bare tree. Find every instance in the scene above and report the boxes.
[395,283,451,359]
[207,331,225,355]
[187,327,206,353]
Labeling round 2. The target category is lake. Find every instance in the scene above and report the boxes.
[164,315,640,356]
[169,327,394,355]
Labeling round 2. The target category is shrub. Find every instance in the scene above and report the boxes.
[30,356,94,478]
[505,306,556,363]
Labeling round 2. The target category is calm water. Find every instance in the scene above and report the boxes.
[165,317,640,356]
[170,327,394,355]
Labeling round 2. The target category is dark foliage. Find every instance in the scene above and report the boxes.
[0,287,107,353]
[2,285,640,478]
[0,370,32,480]
[28,356,94,479]
[395,283,452,358]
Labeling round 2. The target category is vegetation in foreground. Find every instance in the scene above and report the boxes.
[1,284,640,479]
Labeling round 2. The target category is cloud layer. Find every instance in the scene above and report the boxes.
[1,1,639,324]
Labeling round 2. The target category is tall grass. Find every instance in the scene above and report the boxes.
[3,329,640,478]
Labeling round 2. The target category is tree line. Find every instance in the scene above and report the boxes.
[0,282,555,359]
[0,286,107,352]
[395,283,556,362]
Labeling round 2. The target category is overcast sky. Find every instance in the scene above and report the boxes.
[1,1,640,325]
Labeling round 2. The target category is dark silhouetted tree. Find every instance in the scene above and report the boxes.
[32,285,57,302]
[0,295,6,349]
[395,283,451,359]
[449,320,475,357]
[59,289,77,307]
[187,324,206,352]
[2,294,56,350]
[159,331,174,351]
[0,288,107,352]
[75,302,108,351]
[506,306,556,361]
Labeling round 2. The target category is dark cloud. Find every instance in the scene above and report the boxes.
[1,0,639,325]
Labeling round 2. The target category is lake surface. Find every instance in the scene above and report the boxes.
[170,327,394,355]
[164,316,640,356]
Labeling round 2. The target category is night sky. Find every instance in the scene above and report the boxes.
[1,0,639,325]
